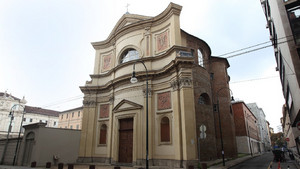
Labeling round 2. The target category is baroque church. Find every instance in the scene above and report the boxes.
[78,3,237,168]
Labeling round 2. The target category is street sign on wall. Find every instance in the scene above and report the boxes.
[199,124,206,139]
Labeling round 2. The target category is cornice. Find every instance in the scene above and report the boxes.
[90,45,187,79]
[91,3,182,50]
[80,55,194,94]
[210,56,230,68]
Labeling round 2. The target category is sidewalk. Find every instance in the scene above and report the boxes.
[208,154,260,169]
[0,165,44,169]
[208,153,300,169]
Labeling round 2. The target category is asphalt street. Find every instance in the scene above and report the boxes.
[229,152,298,169]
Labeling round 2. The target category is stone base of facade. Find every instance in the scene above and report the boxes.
[77,157,111,164]
[77,157,198,169]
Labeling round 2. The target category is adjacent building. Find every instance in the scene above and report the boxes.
[232,101,260,155]
[0,92,59,139]
[247,103,272,152]
[282,104,297,152]
[261,0,300,153]
[58,107,83,130]
[78,3,237,169]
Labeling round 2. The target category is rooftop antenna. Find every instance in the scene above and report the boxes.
[125,3,130,14]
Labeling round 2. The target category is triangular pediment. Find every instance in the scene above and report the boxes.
[113,99,143,113]
[113,14,151,34]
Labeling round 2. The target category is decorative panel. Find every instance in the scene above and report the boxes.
[156,30,169,53]
[157,91,171,110]
[100,104,109,118]
[101,54,113,72]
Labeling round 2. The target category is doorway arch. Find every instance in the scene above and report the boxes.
[22,132,35,166]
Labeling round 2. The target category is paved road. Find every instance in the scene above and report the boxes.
[229,152,298,169]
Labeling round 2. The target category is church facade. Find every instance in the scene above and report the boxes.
[78,3,237,168]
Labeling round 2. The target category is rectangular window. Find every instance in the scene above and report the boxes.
[76,125,79,129]
[66,114,68,119]
[266,0,270,17]
[23,118,26,122]
[78,111,80,117]
[54,121,57,126]
[72,112,74,117]
[286,85,293,113]
[161,117,170,142]
[40,120,42,122]
[278,51,285,84]
[287,5,300,45]
[210,73,214,80]
[61,115,63,119]
[30,118,33,122]
[70,125,73,129]
[99,124,107,144]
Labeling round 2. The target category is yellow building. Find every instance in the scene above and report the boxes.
[58,107,83,130]
[78,3,237,168]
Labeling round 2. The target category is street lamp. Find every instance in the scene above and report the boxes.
[216,87,234,166]
[130,60,149,169]
[0,104,25,165]
[13,106,26,165]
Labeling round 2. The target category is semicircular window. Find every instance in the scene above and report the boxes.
[120,48,139,63]
[198,93,211,105]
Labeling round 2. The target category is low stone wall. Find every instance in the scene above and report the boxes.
[0,137,22,165]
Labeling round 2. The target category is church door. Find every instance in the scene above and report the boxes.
[118,118,133,163]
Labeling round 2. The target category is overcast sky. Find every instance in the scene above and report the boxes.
[0,0,285,132]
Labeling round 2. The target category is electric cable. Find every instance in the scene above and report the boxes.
[38,34,297,109]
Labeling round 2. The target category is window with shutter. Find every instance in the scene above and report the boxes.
[161,117,170,142]
[99,124,107,145]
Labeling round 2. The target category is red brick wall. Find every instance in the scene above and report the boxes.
[210,58,237,159]
[232,102,259,140]
[183,30,238,159]
[232,103,247,136]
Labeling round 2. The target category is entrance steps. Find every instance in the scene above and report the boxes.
[50,164,181,169]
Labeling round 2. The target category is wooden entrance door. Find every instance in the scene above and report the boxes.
[119,118,133,163]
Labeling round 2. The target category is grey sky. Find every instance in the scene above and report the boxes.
[0,0,284,132]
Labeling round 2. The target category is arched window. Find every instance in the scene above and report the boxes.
[198,93,210,105]
[99,124,107,145]
[120,48,139,63]
[197,49,204,67]
[161,117,170,142]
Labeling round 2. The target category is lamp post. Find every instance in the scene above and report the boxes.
[13,106,25,165]
[0,108,14,165]
[216,87,234,166]
[130,60,149,169]
[0,104,25,165]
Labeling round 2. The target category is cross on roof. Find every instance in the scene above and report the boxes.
[125,3,130,14]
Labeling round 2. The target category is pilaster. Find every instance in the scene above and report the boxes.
[78,99,97,158]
